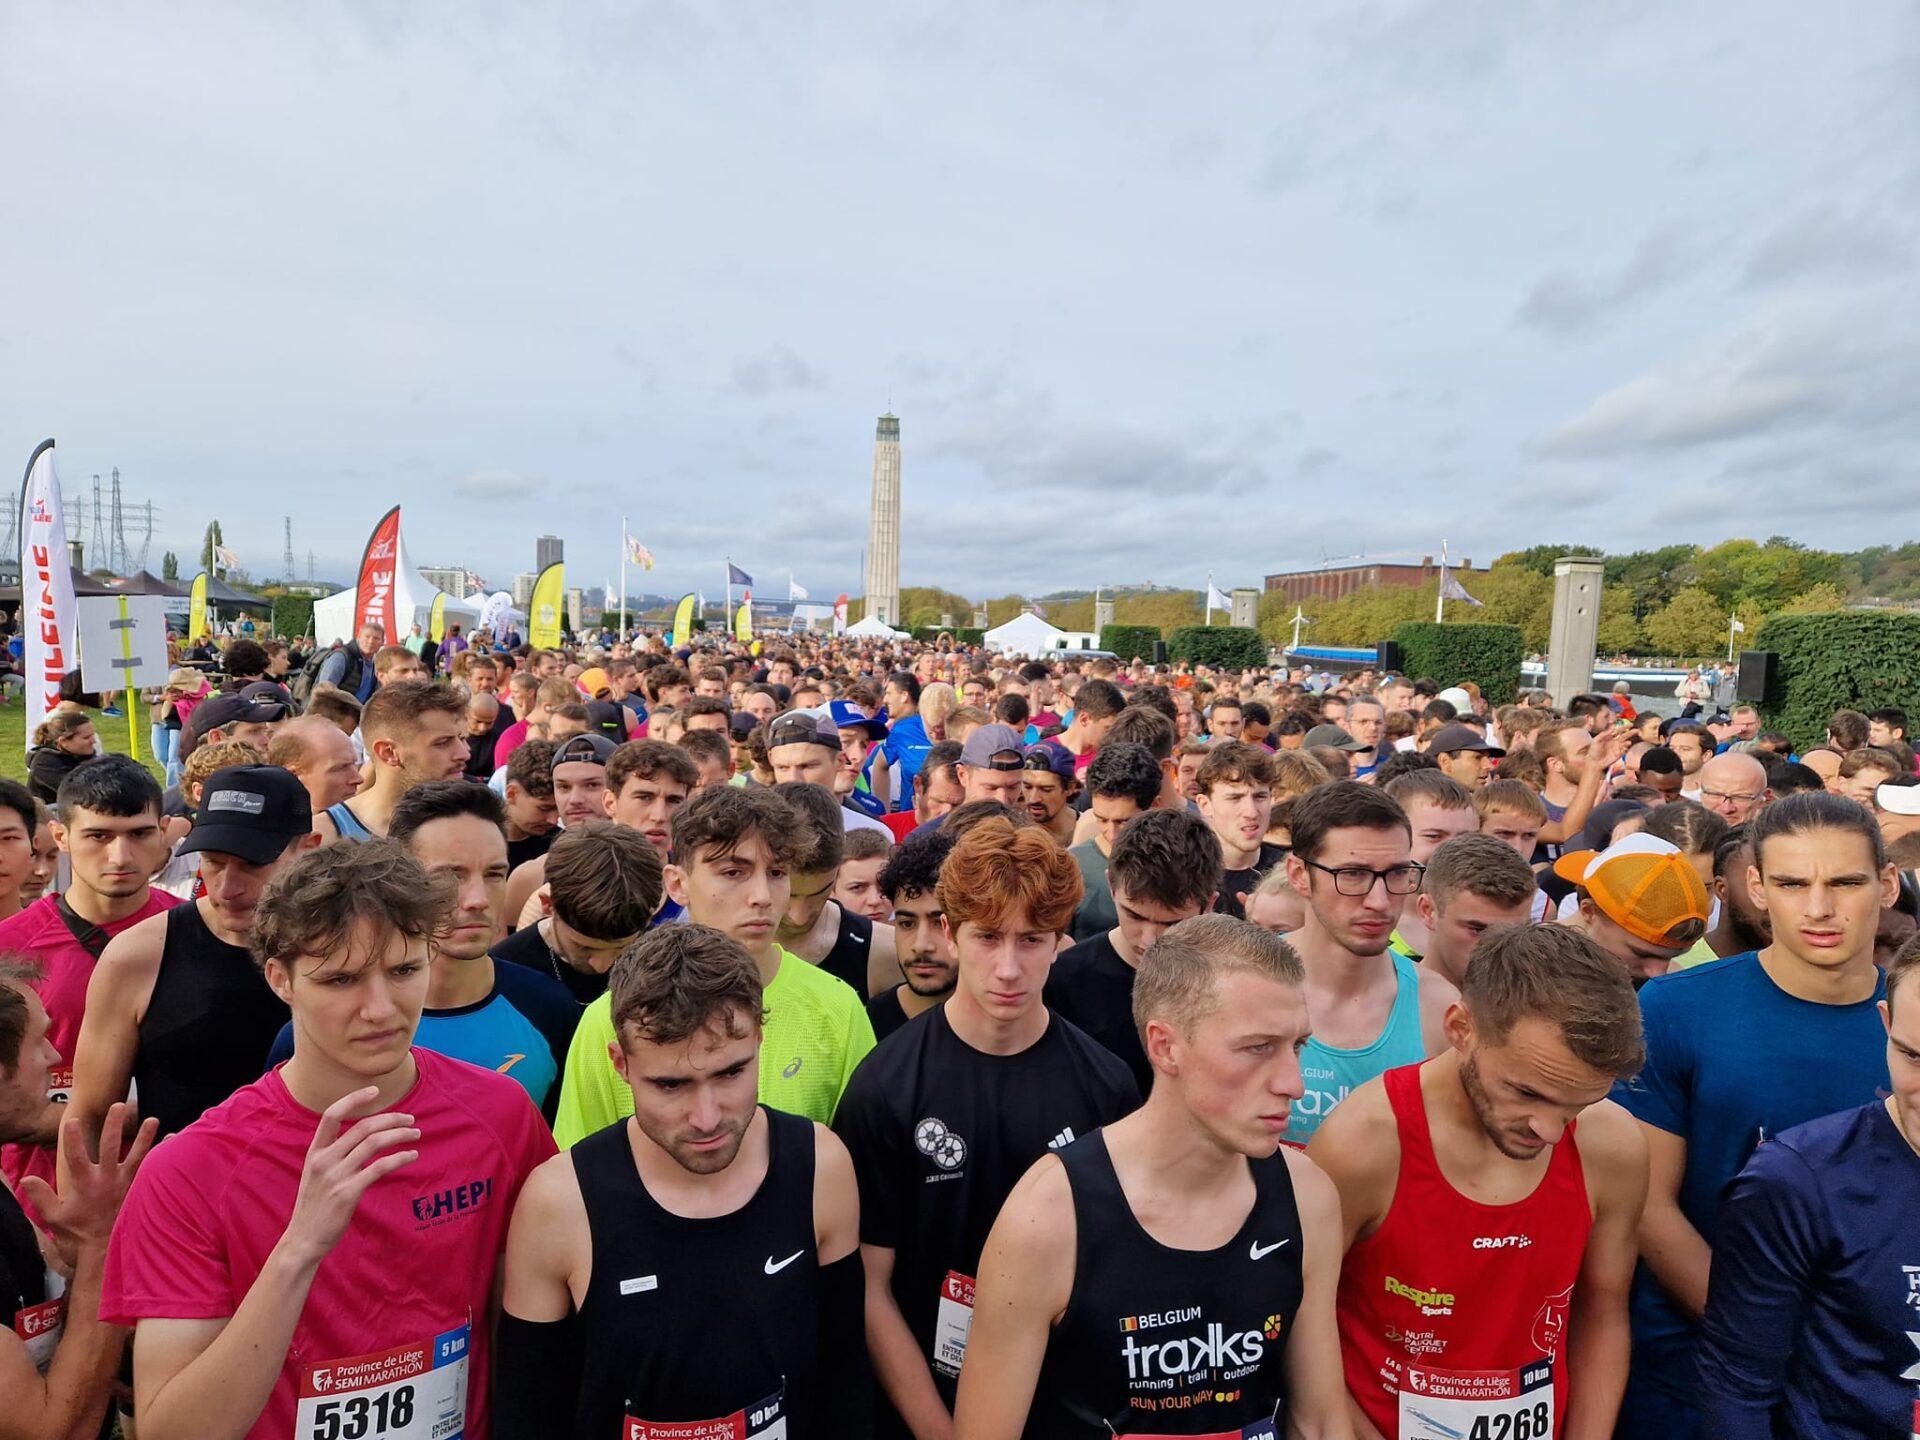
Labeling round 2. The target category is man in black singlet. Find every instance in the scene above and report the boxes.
[957,913,1351,1439]
[65,765,318,1164]
[834,818,1139,1438]
[774,782,899,999]
[496,923,870,1438]
[0,962,155,1434]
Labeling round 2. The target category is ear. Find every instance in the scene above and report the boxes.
[1744,862,1766,914]
[263,957,296,1008]
[1416,892,1438,927]
[1442,1000,1473,1053]
[293,831,323,854]
[1285,851,1310,898]
[49,822,70,854]
[603,787,618,817]
[663,864,688,910]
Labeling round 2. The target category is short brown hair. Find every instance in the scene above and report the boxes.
[1460,923,1645,1078]
[183,739,266,794]
[545,822,664,940]
[252,839,452,974]
[608,740,699,796]
[609,923,766,1047]
[1422,832,1537,909]
[505,739,556,799]
[1195,741,1278,794]
[938,817,1081,935]
[1105,706,1176,761]
[306,687,363,730]
[1271,749,1331,800]
[1887,931,1920,1014]
[372,644,418,679]
[671,784,807,871]
[1108,809,1223,913]
[678,728,732,775]
[360,680,464,744]
[0,960,42,1070]
[1475,778,1549,824]
[1840,746,1905,784]
[770,782,846,875]
[1384,769,1475,814]
[842,827,892,863]
[1134,913,1303,1039]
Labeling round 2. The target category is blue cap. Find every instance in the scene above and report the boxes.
[827,699,889,739]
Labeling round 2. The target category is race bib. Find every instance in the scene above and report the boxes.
[931,1270,974,1378]
[296,1324,470,1440]
[13,1297,62,1372]
[44,1067,71,1106]
[624,1387,786,1438]
[1397,1356,1553,1440]
[1120,1424,1277,1440]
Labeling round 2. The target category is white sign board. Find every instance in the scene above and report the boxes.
[77,595,172,693]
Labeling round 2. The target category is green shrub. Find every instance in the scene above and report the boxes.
[1167,625,1267,669]
[1392,621,1526,705]
[911,626,986,647]
[1752,610,1920,750]
[1100,624,1162,661]
[270,594,314,640]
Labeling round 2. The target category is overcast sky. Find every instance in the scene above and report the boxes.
[4,3,1915,601]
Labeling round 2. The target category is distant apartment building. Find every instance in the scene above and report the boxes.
[1263,555,1480,605]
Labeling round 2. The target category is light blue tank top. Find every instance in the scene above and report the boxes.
[1284,952,1425,1145]
[324,801,374,842]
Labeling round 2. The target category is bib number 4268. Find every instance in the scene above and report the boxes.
[1466,1404,1550,1440]
[309,1386,416,1440]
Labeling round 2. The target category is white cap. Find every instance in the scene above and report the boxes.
[1558,831,1682,884]
[1436,686,1474,713]
[1878,782,1920,816]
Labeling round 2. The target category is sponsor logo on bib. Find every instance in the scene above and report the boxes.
[1384,1275,1456,1318]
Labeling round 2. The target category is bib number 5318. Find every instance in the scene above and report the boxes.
[309,1386,416,1440]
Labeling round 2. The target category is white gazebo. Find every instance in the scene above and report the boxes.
[983,610,1100,658]
[845,613,910,640]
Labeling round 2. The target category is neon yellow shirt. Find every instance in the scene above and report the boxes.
[552,946,877,1148]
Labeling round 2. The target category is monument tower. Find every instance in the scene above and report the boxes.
[864,412,901,625]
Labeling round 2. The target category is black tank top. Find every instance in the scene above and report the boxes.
[134,902,289,1137]
[569,1108,824,1438]
[817,905,873,995]
[1027,1131,1304,1438]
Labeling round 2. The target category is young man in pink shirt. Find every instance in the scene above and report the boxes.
[102,840,554,1440]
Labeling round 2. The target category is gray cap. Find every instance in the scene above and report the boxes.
[959,723,1026,768]
[1303,723,1369,753]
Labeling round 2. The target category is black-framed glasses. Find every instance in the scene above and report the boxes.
[1301,858,1425,896]
[1699,787,1765,807]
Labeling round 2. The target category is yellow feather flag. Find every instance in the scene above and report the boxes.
[528,563,565,649]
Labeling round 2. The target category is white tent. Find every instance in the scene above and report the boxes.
[983,610,1100,657]
[310,529,483,645]
[845,613,910,640]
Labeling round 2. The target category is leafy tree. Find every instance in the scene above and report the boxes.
[1595,584,1643,655]
[1774,582,1848,616]
[1643,587,1729,659]
[1604,544,1697,617]
[1491,544,1604,577]
[199,521,224,573]
[161,551,179,582]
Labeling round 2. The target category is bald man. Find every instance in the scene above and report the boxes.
[1694,750,1771,826]
[264,715,364,823]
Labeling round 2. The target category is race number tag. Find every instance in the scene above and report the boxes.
[1397,1356,1553,1440]
[13,1297,62,1371]
[624,1387,786,1438]
[44,1067,71,1105]
[1119,1424,1278,1439]
[931,1270,975,1378]
[296,1324,470,1440]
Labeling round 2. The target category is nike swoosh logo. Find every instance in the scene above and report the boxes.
[1250,1239,1291,1260]
[764,1250,805,1275]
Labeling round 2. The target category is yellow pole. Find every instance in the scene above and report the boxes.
[116,597,143,763]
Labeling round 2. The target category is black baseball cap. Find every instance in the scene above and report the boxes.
[179,766,313,865]
[551,733,619,772]
[1427,723,1505,757]
[188,692,290,740]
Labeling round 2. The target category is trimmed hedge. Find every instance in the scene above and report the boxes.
[1100,624,1162,661]
[911,626,986,647]
[270,594,314,640]
[1752,610,1920,751]
[1392,621,1526,705]
[1167,625,1267,670]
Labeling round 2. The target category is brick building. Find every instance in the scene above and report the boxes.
[1263,556,1480,604]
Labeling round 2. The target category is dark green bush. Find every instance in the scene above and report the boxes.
[270,594,315,639]
[1392,622,1526,705]
[1167,625,1268,669]
[1752,610,1920,750]
[1100,624,1162,661]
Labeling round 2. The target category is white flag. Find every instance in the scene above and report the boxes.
[789,576,809,602]
[625,535,655,570]
[1730,617,1746,634]
[1206,581,1231,612]
[213,544,239,570]
[1438,568,1483,607]
[19,443,77,749]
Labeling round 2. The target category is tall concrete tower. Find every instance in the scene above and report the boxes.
[864,412,902,626]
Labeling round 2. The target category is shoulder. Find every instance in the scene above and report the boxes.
[1641,952,1757,1008]
[1412,957,1458,1005]
[96,906,172,972]
[773,950,864,1014]
[421,1050,546,1145]
[811,1121,856,1188]
[1049,1013,1139,1090]
[513,1147,587,1224]
[1769,1101,1881,1174]
[0,899,57,947]
[1571,1098,1649,1192]
[1278,1146,1342,1228]
[995,1151,1076,1250]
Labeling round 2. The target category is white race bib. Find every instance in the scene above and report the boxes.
[297,1324,470,1440]
[624,1386,786,1438]
[44,1067,71,1106]
[1397,1356,1553,1440]
[931,1270,974,1378]
[13,1297,61,1372]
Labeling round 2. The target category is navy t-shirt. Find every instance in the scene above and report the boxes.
[1612,953,1890,1404]
[1698,1100,1920,1439]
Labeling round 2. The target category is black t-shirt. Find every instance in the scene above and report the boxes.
[832,1006,1139,1427]
[1216,841,1288,918]
[866,987,912,1043]
[0,1182,47,1353]
[491,922,605,1006]
[1045,932,1149,1096]
[505,828,555,871]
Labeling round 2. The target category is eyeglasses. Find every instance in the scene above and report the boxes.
[1699,788,1765,807]
[1300,858,1426,896]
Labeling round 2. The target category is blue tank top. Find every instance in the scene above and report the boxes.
[1285,952,1425,1145]
[324,801,374,841]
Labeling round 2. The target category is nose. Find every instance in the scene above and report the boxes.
[687,1086,724,1135]
[1529,1112,1570,1147]
[1270,1049,1306,1101]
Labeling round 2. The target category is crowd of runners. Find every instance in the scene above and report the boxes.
[0,620,1916,1439]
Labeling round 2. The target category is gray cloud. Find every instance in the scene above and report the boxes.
[729,345,826,397]
[1743,206,1913,287]
[1517,228,1702,336]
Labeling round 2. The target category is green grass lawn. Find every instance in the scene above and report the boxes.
[0,703,166,785]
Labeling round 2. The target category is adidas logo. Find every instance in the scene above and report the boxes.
[1047,1127,1076,1150]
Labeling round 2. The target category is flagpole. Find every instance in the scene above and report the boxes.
[1435,540,1448,624]
[723,557,731,628]
[1205,574,1214,627]
[619,517,628,642]
[1727,614,1737,664]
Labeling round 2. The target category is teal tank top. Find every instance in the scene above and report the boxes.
[1284,952,1425,1145]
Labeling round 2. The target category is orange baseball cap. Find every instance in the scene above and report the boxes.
[577,667,613,699]
[1552,833,1711,948]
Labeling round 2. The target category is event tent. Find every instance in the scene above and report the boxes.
[983,610,1100,657]
[310,529,482,644]
[845,614,910,640]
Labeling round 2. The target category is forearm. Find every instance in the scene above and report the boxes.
[1562,1299,1631,1440]
[8,1245,119,1440]
[1638,1202,1712,1319]
[866,1284,952,1439]
[1342,1396,1387,1440]
[137,1242,318,1440]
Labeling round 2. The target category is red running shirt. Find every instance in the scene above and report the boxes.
[1337,1063,1591,1440]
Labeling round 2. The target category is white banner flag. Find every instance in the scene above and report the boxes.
[19,442,78,750]
[788,576,809,602]
[1206,581,1231,612]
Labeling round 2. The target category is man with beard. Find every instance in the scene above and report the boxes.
[1019,741,1079,847]
[314,681,470,841]
[1706,824,1770,958]
[866,832,957,1042]
[1311,923,1649,1438]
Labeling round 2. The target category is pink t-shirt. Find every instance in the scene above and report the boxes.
[0,889,180,1202]
[492,719,531,771]
[102,1048,555,1440]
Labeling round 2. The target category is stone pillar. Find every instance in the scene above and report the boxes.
[1093,598,1115,635]
[1547,558,1605,708]
[972,606,989,630]
[864,414,901,626]
[1231,588,1258,629]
